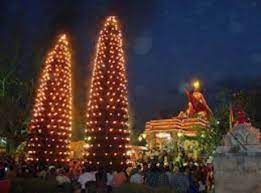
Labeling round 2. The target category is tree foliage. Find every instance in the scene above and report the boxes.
[196,118,223,157]
[0,35,43,151]
[0,73,34,151]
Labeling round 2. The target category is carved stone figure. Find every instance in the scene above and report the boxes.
[224,123,260,151]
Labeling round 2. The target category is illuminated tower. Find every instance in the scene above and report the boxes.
[85,16,130,170]
[26,34,72,164]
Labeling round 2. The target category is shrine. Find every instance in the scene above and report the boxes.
[144,81,213,151]
[214,108,261,193]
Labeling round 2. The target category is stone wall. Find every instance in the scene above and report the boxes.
[214,152,261,193]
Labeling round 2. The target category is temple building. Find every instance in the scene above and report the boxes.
[144,81,213,150]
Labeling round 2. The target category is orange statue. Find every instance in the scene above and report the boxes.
[182,81,212,119]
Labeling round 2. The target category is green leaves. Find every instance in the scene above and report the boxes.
[196,118,223,157]
[0,77,34,151]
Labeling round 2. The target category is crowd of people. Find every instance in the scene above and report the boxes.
[0,152,214,193]
[128,161,214,193]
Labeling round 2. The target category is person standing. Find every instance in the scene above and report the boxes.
[78,166,96,191]
[111,169,128,188]
[157,166,170,187]
[0,163,11,193]
[130,167,143,184]
[56,168,71,193]
[198,179,206,193]
[96,169,108,193]
[145,164,160,187]
[170,166,189,193]
[141,163,149,182]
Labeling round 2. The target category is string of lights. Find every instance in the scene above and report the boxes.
[85,16,131,170]
[26,34,72,164]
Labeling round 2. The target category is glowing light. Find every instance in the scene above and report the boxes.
[85,16,130,169]
[156,132,171,140]
[26,34,72,164]
[192,80,200,90]
[177,132,184,138]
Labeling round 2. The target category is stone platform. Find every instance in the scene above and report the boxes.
[214,152,261,193]
[214,122,261,193]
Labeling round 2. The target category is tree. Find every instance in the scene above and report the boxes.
[197,118,223,157]
[0,78,34,152]
[0,36,40,152]
[26,34,72,164]
[0,17,56,152]
[85,16,130,170]
[212,87,234,137]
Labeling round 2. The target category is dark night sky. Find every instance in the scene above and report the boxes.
[1,0,261,135]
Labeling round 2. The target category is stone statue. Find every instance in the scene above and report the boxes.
[224,123,260,151]
[221,105,260,152]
